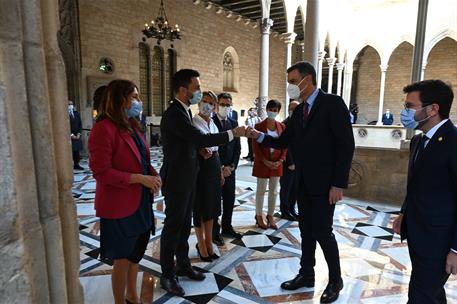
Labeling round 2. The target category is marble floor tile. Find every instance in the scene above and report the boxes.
[242,257,313,297]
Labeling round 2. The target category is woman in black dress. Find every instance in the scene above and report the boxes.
[89,80,161,304]
[192,91,224,261]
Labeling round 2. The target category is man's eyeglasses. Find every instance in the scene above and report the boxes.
[403,102,432,110]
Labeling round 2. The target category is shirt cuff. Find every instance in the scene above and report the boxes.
[451,248,457,254]
[256,133,265,143]
[227,130,234,142]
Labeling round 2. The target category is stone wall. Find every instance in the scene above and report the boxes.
[424,37,457,121]
[354,47,381,124]
[346,147,409,206]
[78,0,287,131]
[384,42,413,123]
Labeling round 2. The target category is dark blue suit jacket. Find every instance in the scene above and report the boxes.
[261,89,355,194]
[382,113,394,125]
[213,115,241,169]
[159,99,230,194]
[401,120,457,258]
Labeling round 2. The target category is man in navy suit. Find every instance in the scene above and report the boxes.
[393,79,457,303]
[159,69,246,296]
[68,101,83,170]
[212,92,242,245]
[382,109,394,125]
[247,61,354,303]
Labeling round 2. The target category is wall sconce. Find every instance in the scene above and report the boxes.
[98,57,114,74]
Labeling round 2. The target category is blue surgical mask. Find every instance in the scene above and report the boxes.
[189,90,202,105]
[127,99,142,118]
[400,105,431,129]
[267,111,278,120]
[400,109,418,129]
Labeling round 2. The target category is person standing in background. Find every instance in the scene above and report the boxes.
[69,100,83,170]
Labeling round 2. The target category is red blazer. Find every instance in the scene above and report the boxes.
[88,119,158,219]
[252,119,287,178]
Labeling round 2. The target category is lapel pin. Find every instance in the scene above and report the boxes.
[438,136,443,142]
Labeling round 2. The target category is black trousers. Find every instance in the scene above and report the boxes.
[407,244,450,304]
[160,189,194,277]
[213,172,236,234]
[247,138,253,158]
[279,166,296,215]
[72,149,80,166]
[297,186,341,282]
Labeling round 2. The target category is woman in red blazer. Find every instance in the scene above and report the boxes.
[88,79,161,304]
[252,99,287,229]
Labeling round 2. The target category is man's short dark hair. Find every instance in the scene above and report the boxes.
[217,92,232,101]
[403,79,454,119]
[266,99,282,111]
[287,61,317,86]
[172,69,200,93]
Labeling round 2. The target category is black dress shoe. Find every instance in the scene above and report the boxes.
[280,274,315,290]
[212,234,225,246]
[221,229,242,239]
[73,165,84,170]
[289,212,299,221]
[208,252,220,259]
[320,279,343,303]
[176,267,205,281]
[160,275,185,297]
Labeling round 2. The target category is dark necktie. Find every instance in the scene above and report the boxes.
[222,119,227,130]
[69,111,74,119]
[414,134,429,162]
[303,102,309,121]
[188,109,192,120]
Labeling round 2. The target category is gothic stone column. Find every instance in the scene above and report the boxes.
[258,18,273,119]
[0,0,83,302]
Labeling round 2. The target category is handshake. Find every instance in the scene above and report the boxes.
[232,126,262,139]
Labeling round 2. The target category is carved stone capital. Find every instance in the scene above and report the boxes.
[336,63,345,71]
[282,32,297,45]
[260,18,274,35]
[326,57,337,66]
[318,50,327,61]
[380,64,389,73]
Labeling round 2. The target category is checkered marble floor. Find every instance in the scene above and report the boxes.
[75,147,457,303]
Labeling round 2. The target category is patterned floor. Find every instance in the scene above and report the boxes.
[75,147,457,303]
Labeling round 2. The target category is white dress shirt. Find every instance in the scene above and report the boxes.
[193,114,219,152]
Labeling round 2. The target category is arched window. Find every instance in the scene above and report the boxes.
[222,47,239,92]
[152,46,165,116]
[138,42,151,115]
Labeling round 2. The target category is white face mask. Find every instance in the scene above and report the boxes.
[287,77,307,99]
[267,111,278,120]
[218,106,231,119]
[68,105,74,112]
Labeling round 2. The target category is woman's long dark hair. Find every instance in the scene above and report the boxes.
[97,79,141,133]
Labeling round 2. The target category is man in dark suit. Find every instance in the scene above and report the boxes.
[159,69,245,296]
[212,93,242,246]
[279,100,300,221]
[382,109,394,125]
[393,79,457,303]
[68,101,83,170]
[229,107,238,121]
[247,61,354,303]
